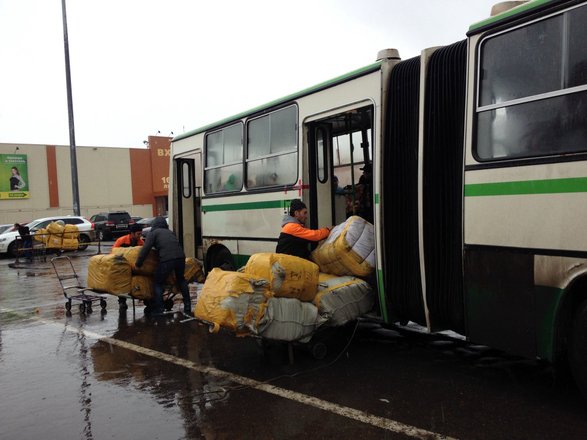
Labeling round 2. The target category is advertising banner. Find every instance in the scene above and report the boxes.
[0,154,30,199]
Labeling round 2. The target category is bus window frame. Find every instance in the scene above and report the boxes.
[244,103,299,191]
[203,121,244,195]
[473,3,587,163]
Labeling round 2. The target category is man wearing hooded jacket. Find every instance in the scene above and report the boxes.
[276,199,331,260]
[135,216,191,315]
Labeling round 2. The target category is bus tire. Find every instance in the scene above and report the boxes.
[569,299,587,398]
[206,246,235,272]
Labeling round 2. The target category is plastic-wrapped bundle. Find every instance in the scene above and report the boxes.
[167,257,205,285]
[45,221,64,249]
[244,253,319,302]
[33,228,48,243]
[314,273,374,326]
[87,254,131,295]
[111,246,159,276]
[63,224,79,240]
[258,297,324,342]
[61,238,79,250]
[130,275,153,300]
[195,268,271,335]
[311,216,375,278]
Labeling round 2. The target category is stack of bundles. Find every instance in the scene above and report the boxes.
[87,254,132,295]
[243,253,319,301]
[311,216,375,278]
[33,228,47,244]
[62,224,80,250]
[111,246,158,275]
[195,268,271,335]
[111,246,159,300]
[110,247,204,300]
[314,273,374,327]
[257,297,324,342]
[45,221,65,249]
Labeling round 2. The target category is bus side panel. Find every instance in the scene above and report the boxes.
[465,247,536,358]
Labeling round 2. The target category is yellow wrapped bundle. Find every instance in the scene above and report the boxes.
[47,221,65,235]
[243,253,319,302]
[63,224,79,240]
[195,268,271,335]
[111,246,158,276]
[33,228,48,243]
[45,234,63,249]
[167,257,205,285]
[87,254,132,295]
[61,238,79,250]
[311,216,375,278]
[130,275,154,300]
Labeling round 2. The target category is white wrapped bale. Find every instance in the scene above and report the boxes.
[314,274,374,326]
[311,216,375,278]
[258,297,324,342]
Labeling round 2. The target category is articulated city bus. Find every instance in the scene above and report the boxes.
[169,0,587,394]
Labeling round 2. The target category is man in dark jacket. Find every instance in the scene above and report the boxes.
[135,217,191,315]
[14,222,32,261]
[275,199,331,260]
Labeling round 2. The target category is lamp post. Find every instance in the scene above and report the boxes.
[61,0,81,216]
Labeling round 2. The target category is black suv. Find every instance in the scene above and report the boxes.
[90,211,134,241]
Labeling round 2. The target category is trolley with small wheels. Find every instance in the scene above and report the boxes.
[51,256,108,314]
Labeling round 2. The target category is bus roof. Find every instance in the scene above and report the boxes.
[468,0,559,33]
[173,60,382,142]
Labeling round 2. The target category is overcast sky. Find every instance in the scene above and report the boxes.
[0,0,499,148]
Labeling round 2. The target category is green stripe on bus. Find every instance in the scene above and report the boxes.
[202,199,292,213]
[464,177,587,197]
[375,193,380,204]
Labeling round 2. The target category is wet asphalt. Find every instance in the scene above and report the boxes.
[1,246,587,440]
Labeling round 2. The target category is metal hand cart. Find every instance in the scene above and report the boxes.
[51,256,108,314]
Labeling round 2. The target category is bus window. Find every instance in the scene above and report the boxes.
[204,123,243,193]
[317,127,327,183]
[246,105,298,189]
[181,161,191,198]
[476,5,587,161]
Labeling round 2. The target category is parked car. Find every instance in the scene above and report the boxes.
[131,215,143,222]
[140,216,168,239]
[0,215,95,257]
[90,211,134,241]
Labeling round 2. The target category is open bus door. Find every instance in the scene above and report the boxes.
[175,154,202,259]
[307,106,374,229]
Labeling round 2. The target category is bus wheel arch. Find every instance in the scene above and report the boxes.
[205,244,236,273]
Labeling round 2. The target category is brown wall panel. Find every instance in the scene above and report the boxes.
[130,149,154,207]
[46,145,59,208]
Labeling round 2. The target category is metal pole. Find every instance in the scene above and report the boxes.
[61,0,81,216]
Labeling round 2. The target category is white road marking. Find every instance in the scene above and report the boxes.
[6,311,456,440]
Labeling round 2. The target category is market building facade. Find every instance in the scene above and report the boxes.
[0,135,171,224]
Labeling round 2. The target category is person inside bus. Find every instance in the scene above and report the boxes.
[134,217,191,316]
[276,199,331,260]
[111,223,144,249]
[332,175,346,195]
[357,163,374,223]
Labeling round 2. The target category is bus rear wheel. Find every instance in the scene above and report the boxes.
[569,300,587,398]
